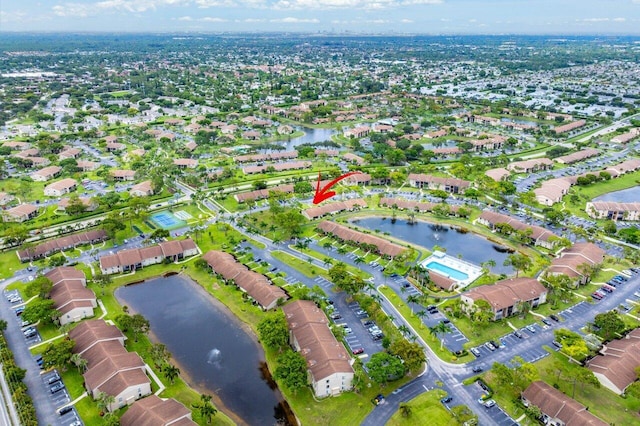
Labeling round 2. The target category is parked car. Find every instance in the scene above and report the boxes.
[483,399,496,408]
[541,318,552,326]
[372,394,385,405]
[352,348,364,355]
[513,331,523,339]
[58,406,73,416]
[330,313,342,320]
[440,396,453,404]
[526,325,536,333]
[552,341,563,348]
[472,366,483,373]
[485,342,496,351]
[550,314,560,322]
[50,382,65,394]
[48,374,61,385]
[470,347,481,357]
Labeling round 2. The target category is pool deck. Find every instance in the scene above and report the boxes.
[420,251,483,290]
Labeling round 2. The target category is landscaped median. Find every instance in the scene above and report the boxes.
[386,389,477,426]
[378,286,473,364]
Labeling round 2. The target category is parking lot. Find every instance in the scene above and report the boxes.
[40,369,73,419]
[390,276,469,353]
[331,300,384,359]
[466,381,519,426]
[558,301,591,321]
[469,322,549,364]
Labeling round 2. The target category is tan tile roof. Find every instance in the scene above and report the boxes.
[84,352,146,391]
[407,173,471,190]
[317,221,406,258]
[522,381,607,425]
[303,198,367,220]
[283,301,353,382]
[45,267,86,285]
[97,368,150,399]
[30,165,61,178]
[19,230,107,261]
[69,319,125,355]
[202,251,288,309]
[82,340,128,367]
[464,278,546,313]
[588,328,640,393]
[120,395,195,426]
[5,204,38,218]
[478,211,558,243]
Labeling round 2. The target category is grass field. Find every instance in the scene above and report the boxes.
[386,389,459,426]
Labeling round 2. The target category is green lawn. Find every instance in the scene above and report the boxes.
[535,350,640,426]
[271,250,327,278]
[386,389,463,426]
[263,342,412,426]
[292,246,372,279]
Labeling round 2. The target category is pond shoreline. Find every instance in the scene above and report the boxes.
[115,272,296,426]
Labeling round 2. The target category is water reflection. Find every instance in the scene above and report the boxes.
[352,217,514,274]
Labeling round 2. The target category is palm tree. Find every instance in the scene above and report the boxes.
[398,324,411,338]
[193,394,217,424]
[434,321,451,350]
[370,293,383,304]
[354,256,364,265]
[406,295,420,315]
[416,310,427,327]
[96,392,115,414]
[70,354,87,373]
[163,364,181,385]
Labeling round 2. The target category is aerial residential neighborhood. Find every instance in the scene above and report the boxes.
[1,16,640,426]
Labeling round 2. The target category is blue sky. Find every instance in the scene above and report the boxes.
[1,0,639,34]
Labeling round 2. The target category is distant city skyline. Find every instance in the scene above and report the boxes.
[1,0,640,34]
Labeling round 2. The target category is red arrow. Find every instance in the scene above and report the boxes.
[312,171,362,204]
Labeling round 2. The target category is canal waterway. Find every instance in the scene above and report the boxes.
[351,217,514,275]
[115,274,292,426]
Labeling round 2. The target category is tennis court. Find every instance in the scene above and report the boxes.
[150,211,187,230]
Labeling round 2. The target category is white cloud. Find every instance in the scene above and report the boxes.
[273,0,440,10]
[53,0,190,17]
[196,0,267,7]
[241,18,266,22]
[177,15,193,21]
[400,19,413,23]
[270,17,320,23]
[576,17,627,22]
[201,16,227,21]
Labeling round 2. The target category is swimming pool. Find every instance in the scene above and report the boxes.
[151,211,187,230]
[425,261,469,281]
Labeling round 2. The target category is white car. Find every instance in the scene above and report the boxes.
[344,328,353,334]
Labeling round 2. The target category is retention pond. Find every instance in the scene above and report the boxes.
[115,274,293,426]
[351,217,515,275]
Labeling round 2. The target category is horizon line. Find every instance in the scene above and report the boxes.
[1,30,640,37]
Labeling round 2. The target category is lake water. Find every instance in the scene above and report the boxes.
[422,139,459,150]
[351,217,514,274]
[500,117,539,127]
[282,126,336,150]
[115,275,292,426]
[593,186,640,203]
